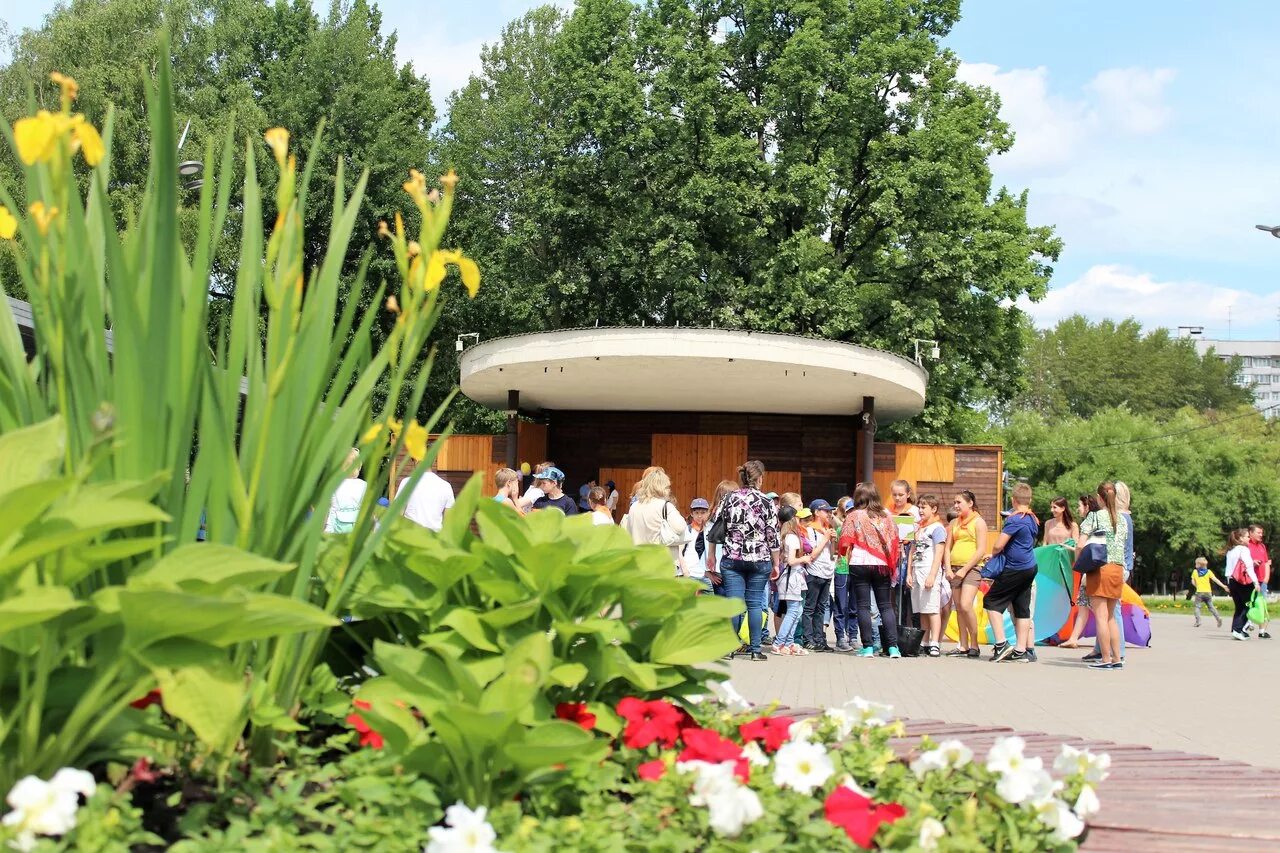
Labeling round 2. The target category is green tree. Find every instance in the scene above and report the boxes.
[1018,315,1251,419]
[1,0,434,311]
[441,0,1061,440]
[1000,406,1280,590]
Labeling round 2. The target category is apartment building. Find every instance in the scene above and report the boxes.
[1192,337,1280,413]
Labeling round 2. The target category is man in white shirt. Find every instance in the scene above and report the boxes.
[400,467,455,532]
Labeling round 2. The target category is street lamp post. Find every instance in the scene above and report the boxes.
[1255,224,1280,239]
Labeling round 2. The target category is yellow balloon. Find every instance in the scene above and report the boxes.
[520,461,531,475]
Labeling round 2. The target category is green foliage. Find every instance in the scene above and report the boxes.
[1000,406,1280,586]
[441,0,1060,440]
[343,476,742,806]
[0,38,463,780]
[0,417,334,792]
[1018,315,1251,419]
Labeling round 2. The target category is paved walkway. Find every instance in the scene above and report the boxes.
[728,612,1280,768]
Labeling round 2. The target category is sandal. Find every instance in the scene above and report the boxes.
[792,646,810,656]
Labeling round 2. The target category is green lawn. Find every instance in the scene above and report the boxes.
[1142,595,1235,615]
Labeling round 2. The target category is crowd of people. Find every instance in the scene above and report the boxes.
[342,454,1272,660]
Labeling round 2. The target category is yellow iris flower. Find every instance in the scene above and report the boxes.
[0,205,16,240]
[423,249,481,298]
[403,420,429,462]
[73,120,104,166]
[264,128,289,167]
[50,72,78,102]
[28,202,59,236]
[14,111,60,166]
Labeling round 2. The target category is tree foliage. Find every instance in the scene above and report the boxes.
[1000,406,1280,589]
[1017,315,1251,419]
[441,0,1061,439]
[1,0,434,297]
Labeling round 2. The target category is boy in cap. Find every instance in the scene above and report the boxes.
[801,500,837,652]
[531,467,578,515]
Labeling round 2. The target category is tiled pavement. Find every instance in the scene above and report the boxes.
[727,612,1280,768]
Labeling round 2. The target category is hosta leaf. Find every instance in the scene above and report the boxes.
[130,543,293,592]
[0,586,85,636]
[650,610,741,666]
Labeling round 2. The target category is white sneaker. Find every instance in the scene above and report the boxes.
[1231,630,1248,641]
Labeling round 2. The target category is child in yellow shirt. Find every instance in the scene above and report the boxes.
[1190,557,1228,628]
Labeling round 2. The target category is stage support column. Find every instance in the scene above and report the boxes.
[859,395,875,486]
[505,390,519,469]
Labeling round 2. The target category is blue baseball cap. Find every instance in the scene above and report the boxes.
[533,466,565,482]
[809,499,833,513]
[690,498,710,510]
[841,499,854,511]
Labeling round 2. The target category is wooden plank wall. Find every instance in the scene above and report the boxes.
[769,471,803,497]
[652,434,700,507]
[599,467,645,519]
[874,442,1003,535]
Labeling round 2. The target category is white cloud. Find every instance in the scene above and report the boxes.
[956,62,1176,174]
[957,63,1090,172]
[1019,264,1280,338]
[1087,67,1177,134]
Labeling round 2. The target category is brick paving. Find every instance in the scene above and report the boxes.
[727,612,1280,850]
[727,612,1280,768]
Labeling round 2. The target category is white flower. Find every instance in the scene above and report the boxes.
[910,739,974,778]
[707,680,752,713]
[918,817,946,850]
[986,737,1051,805]
[823,707,855,740]
[741,741,770,768]
[772,739,835,795]
[684,761,763,838]
[1054,744,1111,785]
[845,696,894,728]
[425,802,503,853]
[2,768,97,850]
[788,718,817,743]
[1031,797,1085,842]
[1073,784,1101,819]
[47,770,94,800]
[836,774,871,797]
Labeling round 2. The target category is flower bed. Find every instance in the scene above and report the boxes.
[5,689,1106,851]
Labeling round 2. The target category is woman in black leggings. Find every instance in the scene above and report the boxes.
[837,482,902,658]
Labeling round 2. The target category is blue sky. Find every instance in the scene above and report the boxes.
[5,1,1280,338]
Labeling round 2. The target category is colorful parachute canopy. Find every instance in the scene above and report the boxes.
[944,544,1152,646]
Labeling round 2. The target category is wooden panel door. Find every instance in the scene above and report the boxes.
[696,434,748,505]
[652,434,699,509]
[517,421,548,468]
[768,470,803,498]
[895,444,956,485]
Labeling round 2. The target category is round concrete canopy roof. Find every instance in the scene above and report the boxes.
[459,328,927,422]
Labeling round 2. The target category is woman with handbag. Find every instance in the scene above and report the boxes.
[713,460,780,662]
[1225,528,1262,640]
[944,491,987,659]
[838,482,902,658]
[1075,482,1129,669]
[622,467,688,571]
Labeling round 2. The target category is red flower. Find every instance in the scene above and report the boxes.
[346,700,384,750]
[637,759,667,781]
[616,697,684,749]
[129,757,160,784]
[739,715,794,753]
[129,689,162,710]
[555,702,597,731]
[677,728,749,782]
[824,786,907,849]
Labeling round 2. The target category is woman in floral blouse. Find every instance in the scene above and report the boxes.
[713,460,780,661]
